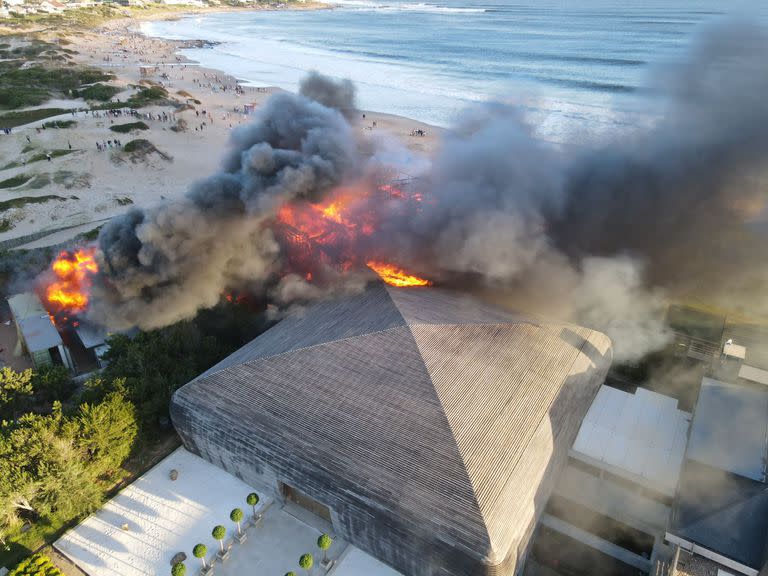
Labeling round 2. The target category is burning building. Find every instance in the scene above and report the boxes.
[170,282,612,576]
[7,292,75,371]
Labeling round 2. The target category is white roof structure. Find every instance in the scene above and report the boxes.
[8,292,62,353]
[56,447,403,576]
[739,364,768,387]
[56,448,267,576]
[572,385,690,495]
[723,342,747,360]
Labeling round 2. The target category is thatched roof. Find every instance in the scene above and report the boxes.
[171,283,612,568]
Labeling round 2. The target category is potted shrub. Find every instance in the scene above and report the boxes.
[317,534,333,570]
[212,525,229,561]
[299,553,313,576]
[193,543,212,575]
[246,492,261,525]
[230,508,246,543]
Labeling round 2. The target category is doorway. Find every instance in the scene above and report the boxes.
[280,482,332,523]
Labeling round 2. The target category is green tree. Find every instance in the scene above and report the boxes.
[30,364,73,404]
[285,573,297,576]
[246,492,259,520]
[73,387,138,477]
[0,367,33,419]
[171,562,186,576]
[299,553,313,576]
[317,533,333,563]
[230,507,244,535]
[192,543,208,569]
[212,525,226,553]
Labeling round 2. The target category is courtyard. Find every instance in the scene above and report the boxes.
[55,448,401,576]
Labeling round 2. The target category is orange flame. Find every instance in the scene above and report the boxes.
[366,261,432,287]
[45,247,99,316]
[275,182,431,287]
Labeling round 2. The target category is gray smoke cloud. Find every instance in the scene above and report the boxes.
[87,21,768,362]
[368,19,768,361]
[89,76,360,330]
[299,71,357,121]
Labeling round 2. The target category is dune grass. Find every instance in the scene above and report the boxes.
[42,119,77,129]
[0,174,32,189]
[110,121,149,134]
[73,83,121,102]
[28,149,77,163]
[0,195,65,212]
[0,108,68,128]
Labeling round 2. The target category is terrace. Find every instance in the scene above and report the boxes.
[55,447,401,576]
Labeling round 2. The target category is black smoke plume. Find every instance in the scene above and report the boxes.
[89,22,768,361]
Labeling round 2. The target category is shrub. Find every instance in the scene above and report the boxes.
[170,562,185,576]
[299,553,313,572]
[42,120,76,129]
[110,121,148,134]
[75,83,121,101]
[9,553,60,576]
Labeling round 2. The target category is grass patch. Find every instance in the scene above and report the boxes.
[0,108,68,128]
[42,119,76,129]
[110,121,148,133]
[81,224,102,241]
[21,143,35,153]
[53,170,90,189]
[0,174,32,189]
[0,218,13,233]
[130,86,168,105]
[24,174,51,189]
[0,194,65,212]
[28,149,76,163]
[74,82,121,102]
[122,138,172,163]
[115,197,133,206]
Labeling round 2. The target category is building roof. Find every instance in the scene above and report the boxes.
[686,378,768,482]
[673,460,768,570]
[671,379,768,571]
[8,292,48,321]
[8,292,61,352]
[172,283,612,567]
[723,342,747,360]
[572,385,690,495]
[739,364,768,387]
[74,322,107,349]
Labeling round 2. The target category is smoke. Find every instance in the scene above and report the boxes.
[298,71,357,121]
[89,77,360,330]
[88,21,768,362]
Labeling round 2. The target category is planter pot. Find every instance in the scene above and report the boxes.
[250,514,263,528]
[200,566,214,576]
[216,548,231,562]
[320,558,335,571]
[235,531,247,544]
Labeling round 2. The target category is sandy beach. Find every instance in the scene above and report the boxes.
[0,12,442,249]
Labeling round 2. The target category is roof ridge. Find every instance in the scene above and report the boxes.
[407,324,605,559]
[196,324,412,382]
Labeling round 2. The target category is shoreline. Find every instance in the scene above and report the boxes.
[0,5,442,248]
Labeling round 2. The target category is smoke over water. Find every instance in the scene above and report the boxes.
[89,21,768,362]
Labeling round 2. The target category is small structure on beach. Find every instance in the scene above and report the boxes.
[171,282,613,576]
[7,292,74,371]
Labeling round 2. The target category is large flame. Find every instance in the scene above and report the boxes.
[44,247,99,318]
[366,261,433,287]
[274,182,432,286]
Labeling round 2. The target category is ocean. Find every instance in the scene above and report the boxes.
[140,0,766,137]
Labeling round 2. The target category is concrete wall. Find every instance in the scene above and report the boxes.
[171,401,487,576]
